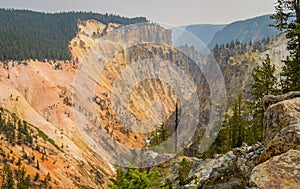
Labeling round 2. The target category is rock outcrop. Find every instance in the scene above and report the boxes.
[262,92,300,145]
[173,92,300,189]
[249,92,300,188]
[192,143,264,189]
[250,150,300,189]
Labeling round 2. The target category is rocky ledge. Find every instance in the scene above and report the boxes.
[180,92,300,189]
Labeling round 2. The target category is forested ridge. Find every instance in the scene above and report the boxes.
[0,8,148,61]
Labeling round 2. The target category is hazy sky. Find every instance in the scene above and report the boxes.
[0,0,277,26]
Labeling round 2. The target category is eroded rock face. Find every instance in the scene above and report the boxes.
[263,93,300,145]
[257,92,300,163]
[248,92,300,188]
[259,124,300,163]
[250,150,300,189]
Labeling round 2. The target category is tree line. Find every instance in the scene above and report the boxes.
[0,8,148,61]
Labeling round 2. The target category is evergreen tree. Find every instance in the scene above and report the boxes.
[228,95,248,148]
[201,95,255,156]
[1,163,14,189]
[252,55,277,99]
[43,172,51,188]
[36,160,40,170]
[34,172,40,182]
[271,0,300,92]
[108,167,161,189]
[15,167,30,189]
[251,54,277,142]
[177,158,191,185]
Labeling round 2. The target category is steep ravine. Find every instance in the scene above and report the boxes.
[0,20,199,187]
[0,19,293,188]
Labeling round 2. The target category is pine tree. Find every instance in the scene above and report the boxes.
[34,172,40,182]
[108,167,162,189]
[271,0,300,92]
[1,163,14,189]
[228,95,248,148]
[36,160,40,170]
[178,158,191,185]
[252,55,277,99]
[43,172,51,188]
[251,55,277,142]
[15,167,30,189]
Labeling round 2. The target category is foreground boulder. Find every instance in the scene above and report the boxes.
[250,150,300,189]
[258,124,300,163]
[248,92,300,188]
[263,92,300,145]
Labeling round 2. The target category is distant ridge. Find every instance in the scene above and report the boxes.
[208,15,281,49]
[181,24,225,46]
[173,15,280,50]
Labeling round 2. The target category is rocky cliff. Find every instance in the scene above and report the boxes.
[0,19,198,187]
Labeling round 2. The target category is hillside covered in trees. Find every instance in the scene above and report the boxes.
[0,9,148,61]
